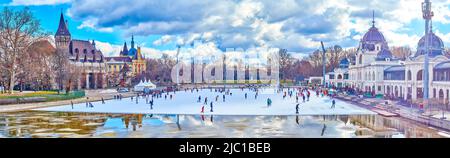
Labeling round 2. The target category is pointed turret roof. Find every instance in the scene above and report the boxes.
[121,42,129,56]
[55,12,71,36]
[131,35,135,49]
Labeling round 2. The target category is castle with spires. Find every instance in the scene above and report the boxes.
[104,36,146,77]
[55,12,107,90]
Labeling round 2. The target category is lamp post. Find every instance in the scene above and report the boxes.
[176,45,181,86]
[320,41,327,88]
[422,0,433,115]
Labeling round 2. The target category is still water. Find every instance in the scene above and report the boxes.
[0,111,446,138]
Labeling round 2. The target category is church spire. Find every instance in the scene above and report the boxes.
[55,10,71,36]
[131,35,135,49]
[121,41,129,56]
[372,10,375,27]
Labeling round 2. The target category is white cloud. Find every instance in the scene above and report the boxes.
[58,0,450,54]
[8,0,71,6]
[77,19,114,33]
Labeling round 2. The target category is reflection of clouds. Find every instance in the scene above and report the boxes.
[1,111,445,138]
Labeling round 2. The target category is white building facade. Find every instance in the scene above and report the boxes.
[327,9,450,105]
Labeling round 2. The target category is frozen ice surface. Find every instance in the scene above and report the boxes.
[33,88,376,116]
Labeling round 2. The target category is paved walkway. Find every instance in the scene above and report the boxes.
[336,93,450,131]
[0,89,136,113]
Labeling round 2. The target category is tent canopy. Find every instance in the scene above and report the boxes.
[134,79,157,92]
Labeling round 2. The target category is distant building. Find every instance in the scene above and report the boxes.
[105,36,146,77]
[327,5,450,105]
[54,12,107,90]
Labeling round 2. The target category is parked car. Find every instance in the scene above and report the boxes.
[117,88,129,93]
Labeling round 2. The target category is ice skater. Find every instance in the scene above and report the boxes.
[296,95,299,103]
[210,102,214,112]
[101,97,105,104]
[267,98,272,107]
[223,94,226,102]
[201,105,205,113]
[321,124,327,136]
[89,102,94,108]
[306,91,310,101]
[331,99,336,109]
[302,95,305,102]
[198,95,201,102]
[245,93,247,99]
[150,100,154,110]
[296,103,300,114]
[71,101,74,109]
[204,97,208,105]
[216,95,219,102]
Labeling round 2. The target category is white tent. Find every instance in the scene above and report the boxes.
[134,79,157,92]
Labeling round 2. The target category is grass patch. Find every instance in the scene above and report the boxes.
[0,91,85,102]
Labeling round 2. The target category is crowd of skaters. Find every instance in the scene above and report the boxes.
[77,84,338,114]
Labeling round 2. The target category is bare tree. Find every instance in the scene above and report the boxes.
[0,7,48,94]
[391,46,413,59]
[278,49,296,82]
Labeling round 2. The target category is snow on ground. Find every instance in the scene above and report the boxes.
[33,88,376,116]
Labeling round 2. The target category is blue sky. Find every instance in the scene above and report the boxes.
[2,0,450,59]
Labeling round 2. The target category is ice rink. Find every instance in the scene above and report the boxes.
[33,88,376,116]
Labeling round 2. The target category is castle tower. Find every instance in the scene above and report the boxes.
[55,12,71,50]
[131,35,135,49]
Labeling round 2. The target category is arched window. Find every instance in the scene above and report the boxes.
[407,70,412,80]
[417,70,423,81]
[337,74,343,79]
[83,49,87,54]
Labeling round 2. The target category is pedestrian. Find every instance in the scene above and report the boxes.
[267,98,270,107]
[296,103,300,114]
[296,95,299,103]
[165,94,167,100]
[170,94,173,100]
[71,101,74,109]
[302,95,305,102]
[245,93,247,99]
[101,97,105,104]
[198,96,201,102]
[204,97,208,105]
[216,95,219,102]
[150,100,154,110]
[331,99,336,109]
[210,102,213,112]
[201,105,205,113]
[223,94,226,102]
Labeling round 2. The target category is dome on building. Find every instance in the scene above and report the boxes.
[362,27,387,43]
[339,58,349,68]
[415,31,445,57]
[360,11,389,52]
[376,48,393,61]
[128,47,137,56]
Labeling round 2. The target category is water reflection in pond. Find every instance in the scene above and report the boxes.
[0,111,446,138]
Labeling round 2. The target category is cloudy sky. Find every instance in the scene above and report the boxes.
[2,0,450,59]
